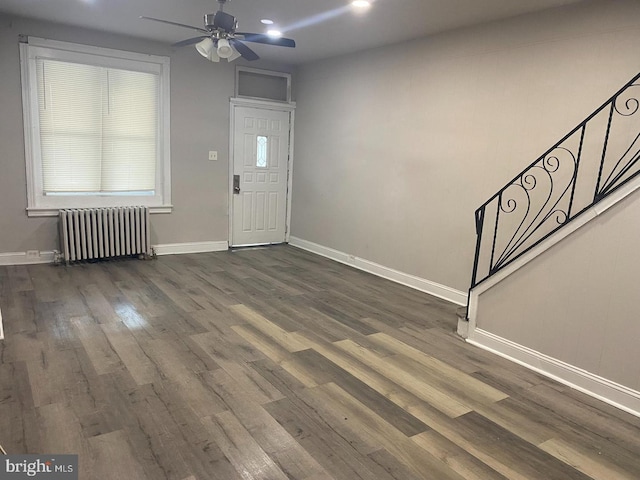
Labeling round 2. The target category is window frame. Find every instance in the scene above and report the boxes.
[20,37,172,217]
[235,66,292,103]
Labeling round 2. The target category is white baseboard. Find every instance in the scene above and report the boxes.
[152,241,229,256]
[289,236,467,306]
[468,328,640,418]
[0,251,56,266]
[0,242,230,264]
[0,308,3,340]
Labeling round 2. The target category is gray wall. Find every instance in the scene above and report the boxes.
[0,14,292,252]
[475,190,640,391]
[291,0,640,292]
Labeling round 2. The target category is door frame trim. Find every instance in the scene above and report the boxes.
[228,97,296,247]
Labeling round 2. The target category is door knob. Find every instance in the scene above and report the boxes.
[233,175,240,194]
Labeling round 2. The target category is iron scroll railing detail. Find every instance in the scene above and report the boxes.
[471,73,640,289]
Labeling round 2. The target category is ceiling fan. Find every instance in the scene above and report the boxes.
[141,0,296,62]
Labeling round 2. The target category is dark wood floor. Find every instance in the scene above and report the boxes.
[1,245,639,479]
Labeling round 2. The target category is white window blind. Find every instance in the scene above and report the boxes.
[36,59,159,194]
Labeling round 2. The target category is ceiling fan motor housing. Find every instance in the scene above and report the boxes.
[205,11,237,33]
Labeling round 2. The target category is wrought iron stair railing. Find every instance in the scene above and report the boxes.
[471,72,640,289]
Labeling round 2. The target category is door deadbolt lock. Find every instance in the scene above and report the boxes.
[233,175,240,194]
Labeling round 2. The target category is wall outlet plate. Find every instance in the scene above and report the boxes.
[26,250,40,259]
[209,151,218,161]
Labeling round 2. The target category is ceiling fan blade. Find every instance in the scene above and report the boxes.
[235,33,296,48]
[229,39,259,61]
[172,36,209,47]
[140,16,209,34]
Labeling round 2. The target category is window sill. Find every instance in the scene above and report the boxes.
[27,205,173,217]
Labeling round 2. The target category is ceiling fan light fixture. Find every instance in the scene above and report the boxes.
[217,38,233,58]
[208,49,221,62]
[142,0,293,65]
[227,46,242,62]
[195,37,214,58]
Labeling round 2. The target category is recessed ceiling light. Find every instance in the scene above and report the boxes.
[351,0,371,8]
[260,19,274,25]
[267,29,282,38]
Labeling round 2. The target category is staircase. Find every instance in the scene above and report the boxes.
[470,72,640,292]
[460,72,640,416]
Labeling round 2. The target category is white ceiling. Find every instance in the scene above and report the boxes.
[0,0,584,64]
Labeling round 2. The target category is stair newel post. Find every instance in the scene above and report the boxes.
[470,205,486,289]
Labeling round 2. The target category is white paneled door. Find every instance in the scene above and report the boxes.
[231,105,291,246]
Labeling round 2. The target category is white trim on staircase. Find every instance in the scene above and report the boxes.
[468,328,640,417]
[289,236,467,306]
[151,241,229,256]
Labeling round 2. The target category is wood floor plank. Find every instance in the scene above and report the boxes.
[100,321,158,385]
[62,349,125,439]
[411,428,538,480]
[359,317,482,374]
[190,327,265,364]
[334,339,472,418]
[113,278,169,319]
[107,301,156,340]
[298,331,454,422]
[231,324,318,387]
[146,274,206,313]
[265,395,409,480]
[411,429,509,480]
[3,331,49,364]
[249,357,308,399]
[366,449,429,480]
[189,306,244,330]
[0,361,41,453]
[131,381,243,480]
[471,397,557,446]
[27,264,63,303]
[302,382,468,480]
[433,411,593,480]
[71,316,123,375]
[38,402,88,456]
[292,348,429,437]
[87,430,150,480]
[202,410,290,480]
[6,265,34,292]
[367,332,508,403]
[214,359,286,405]
[524,383,640,458]
[143,338,228,418]
[308,300,378,336]
[388,354,507,413]
[2,290,38,335]
[201,367,333,480]
[229,304,310,352]
[539,438,638,480]
[79,284,120,324]
[119,382,237,480]
[27,345,79,407]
